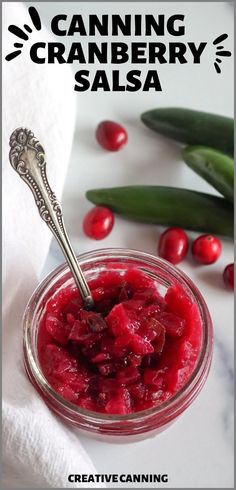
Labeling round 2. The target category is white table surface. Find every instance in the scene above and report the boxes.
[38,2,234,487]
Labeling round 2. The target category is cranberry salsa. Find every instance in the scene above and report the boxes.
[38,268,202,415]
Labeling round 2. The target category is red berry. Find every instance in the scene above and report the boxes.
[192,234,222,264]
[96,120,128,151]
[83,206,114,240]
[158,227,189,264]
[223,263,234,289]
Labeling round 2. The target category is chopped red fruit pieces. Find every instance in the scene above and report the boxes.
[133,287,162,303]
[140,303,162,321]
[45,315,70,345]
[91,352,112,363]
[117,366,141,385]
[57,386,78,402]
[143,369,165,388]
[126,353,142,367]
[123,268,154,289]
[66,313,75,326]
[68,320,87,341]
[158,312,185,337]
[38,268,202,414]
[78,396,97,411]
[122,299,145,311]
[98,363,118,376]
[106,303,136,336]
[129,382,146,401]
[105,388,131,415]
[85,312,108,332]
[129,334,154,355]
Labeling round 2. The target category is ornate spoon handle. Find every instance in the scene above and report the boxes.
[9,127,94,310]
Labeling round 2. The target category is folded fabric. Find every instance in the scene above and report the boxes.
[2,3,101,488]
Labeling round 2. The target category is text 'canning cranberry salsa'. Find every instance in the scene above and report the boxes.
[38,266,203,415]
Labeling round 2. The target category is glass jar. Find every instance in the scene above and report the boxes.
[23,248,213,441]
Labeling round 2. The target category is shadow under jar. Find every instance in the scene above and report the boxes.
[23,248,213,441]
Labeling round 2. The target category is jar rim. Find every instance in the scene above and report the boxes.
[23,247,213,425]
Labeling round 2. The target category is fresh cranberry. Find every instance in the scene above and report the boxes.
[96,120,128,151]
[223,263,234,289]
[192,234,222,264]
[83,206,114,240]
[158,227,189,264]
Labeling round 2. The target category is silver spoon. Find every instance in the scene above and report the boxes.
[9,127,94,310]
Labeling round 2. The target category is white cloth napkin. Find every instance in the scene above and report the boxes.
[2,3,101,488]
